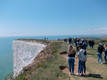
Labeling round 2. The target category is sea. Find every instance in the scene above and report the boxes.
[0,35,100,80]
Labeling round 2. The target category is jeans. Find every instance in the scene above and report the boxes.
[83,61,86,73]
[92,45,94,49]
[104,54,107,62]
[89,44,92,48]
[69,41,71,44]
[71,42,74,45]
[76,47,79,52]
[97,52,103,63]
[68,57,75,73]
[78,60,84,74]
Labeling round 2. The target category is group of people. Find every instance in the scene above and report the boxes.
[64,38,95,50]
[67,39,87,76]
[97,43,107,64]
[66,38,107,76]
[88,40,95,49]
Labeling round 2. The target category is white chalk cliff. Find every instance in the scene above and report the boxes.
[13,40,46,77]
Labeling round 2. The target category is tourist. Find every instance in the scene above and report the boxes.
[81,40,87,50]
[97,43,104,64]
[77,45,87,76]
[76,41,80,52]
[91,40,95,49]
[74,38,77,46]
[83,50,87,75]
[88,40,92,48]
[104,44,107,63]
[67,44,76,75]
[71,38,74,45]
[68,38,72,44]
[84,40,88,50]
[64,38,67,43]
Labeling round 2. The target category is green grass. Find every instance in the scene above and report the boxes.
[47,41,107,80]
[85,43,107,80]
[31,42,70,80]
[72,40,107,80]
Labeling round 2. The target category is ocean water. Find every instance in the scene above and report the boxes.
[0,35,100,80]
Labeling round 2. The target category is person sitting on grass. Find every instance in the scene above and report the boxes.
[77,44,87,76]
[104,44,107,63]
[97,43,104,64]
[67,44,76,75]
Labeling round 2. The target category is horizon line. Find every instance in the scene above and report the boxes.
[0,34,107,37]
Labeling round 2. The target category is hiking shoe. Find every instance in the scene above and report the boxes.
[83,73,86,75]
[77,73,79,76]
[80,73,84,76]
[97,61,99,63]
[69,72,72,75]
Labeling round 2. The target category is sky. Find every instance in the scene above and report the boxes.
[0,0,107,36]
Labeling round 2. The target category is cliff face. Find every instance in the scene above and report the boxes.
[13,40,46,78]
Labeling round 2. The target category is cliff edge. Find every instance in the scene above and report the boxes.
[13,39,47,78]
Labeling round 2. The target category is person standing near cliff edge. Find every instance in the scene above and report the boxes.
[67,44,76,75]
[77,44,87,76]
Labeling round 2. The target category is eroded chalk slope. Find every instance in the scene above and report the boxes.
[13,40,46,77]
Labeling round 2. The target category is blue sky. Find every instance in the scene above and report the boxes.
[0,0,107,36]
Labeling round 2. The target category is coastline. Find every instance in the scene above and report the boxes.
[13,39,49,78]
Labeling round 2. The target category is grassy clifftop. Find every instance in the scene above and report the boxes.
[30,40,107,80]
[11,39,107,80]
[12,40,69,80]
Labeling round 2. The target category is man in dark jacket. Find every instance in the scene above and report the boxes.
[88,40,92,48]
[68,38,72,44]
[91,40,95,49]
[97,43,104,64]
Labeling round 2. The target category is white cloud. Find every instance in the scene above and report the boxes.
[86,27,107,35]
[94,27,107,31]
[76,27,107,35]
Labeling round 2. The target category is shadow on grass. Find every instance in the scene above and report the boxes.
[87,53,94,55]
[85,74,103,79]
[87,48,97,51]
[59,66,103,79]
[103,63,107,65]
[59,51,67,55]
[59,66,67,70]
[74,74,103,79]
